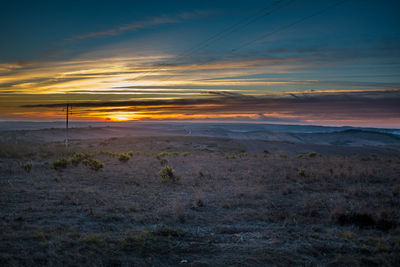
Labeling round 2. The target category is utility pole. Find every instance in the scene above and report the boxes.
[64,104,72,148]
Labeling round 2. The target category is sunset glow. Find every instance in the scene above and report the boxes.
[1,0,399,127]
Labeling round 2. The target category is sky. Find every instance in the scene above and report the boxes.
[1,0,399,127]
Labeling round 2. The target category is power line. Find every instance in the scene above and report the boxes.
[178,0,296,59]
[156,0,350,82]
[232,0,350,52]
[128,0,297,83]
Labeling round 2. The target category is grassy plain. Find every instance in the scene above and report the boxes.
[1,134,399,266]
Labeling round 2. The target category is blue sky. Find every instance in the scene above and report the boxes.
[1,0,399,126]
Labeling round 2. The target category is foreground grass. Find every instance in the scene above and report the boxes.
[0,136,399,266]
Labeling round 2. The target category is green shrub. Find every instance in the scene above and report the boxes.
[70,152,92,165]
[20,161,32,173]
[82,233,106,246]
[181,152,190,157]
[297,152,318,159]
[155,225,185,237]
[158,165,179,182]
[83,158,104,171]
[239,152,248,157]
[38,151,53,158]
[118,152,131,162]
[307,152,318,158]
[53,157,70,170]
[280,153,288,158]
[298,168,306,177]
[156,151,170,159]
[172,152,179,157]
[100,150,118,157]
[159,158,168,166]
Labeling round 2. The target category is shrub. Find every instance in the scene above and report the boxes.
[239,152,248,157]
[307,152,318,158]
[100,150,118,157]
[181,152,190,157]
[298,168,306,177]
[333,211,396,231]
[83,158,104,171]
[118,152,131,162]
[157,151,170,158]
[155,225,185,237]
[159,158,168,166]
[53,158,70,170]
[70,152,92,165]
[172,152,179,157]
[280,153,288,158]
[38,151,53,158]
[20,161,32,173]
[158,165,179,182]
[82,233,106,246]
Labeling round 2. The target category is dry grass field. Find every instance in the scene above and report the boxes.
[1,135,400,266]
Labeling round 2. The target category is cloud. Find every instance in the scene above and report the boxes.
[65,10,215,41]
[20,89,400,122]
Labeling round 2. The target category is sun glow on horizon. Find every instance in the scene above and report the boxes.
[98,112,143,121]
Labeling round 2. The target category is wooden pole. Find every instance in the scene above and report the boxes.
[65,104,69,148]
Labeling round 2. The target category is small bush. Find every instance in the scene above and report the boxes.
[83,158,104,171]
[157,151,170,159]
[280,153,288,158]
[298,168,306,177]
[82,233,106,246]
[334,212,396,231]
[281,185,292,195]
[158,165,179,182]
[20,161,32,173]
[307,152,318,158]
[155,225,185,237]
[53,158,70,170]
[118,152,131,162]
[38,151,53,158]
[100,150,118,157]
[70,152,92,165]
[159,158,168,166]
[181,152,190,157]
